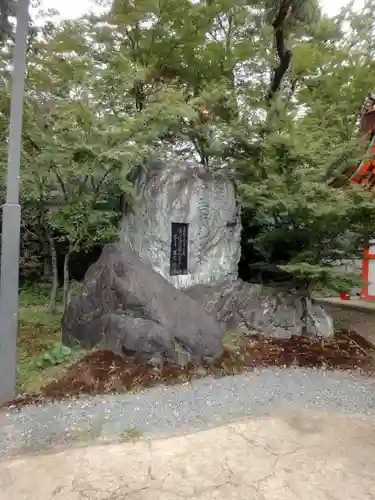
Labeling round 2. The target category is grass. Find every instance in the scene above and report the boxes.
[19,282,63,308]
[17,295,84,393]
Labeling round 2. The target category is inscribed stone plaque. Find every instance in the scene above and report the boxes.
[170,222,188,275]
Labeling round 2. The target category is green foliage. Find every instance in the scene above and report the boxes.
[235,117,372,292]
[17,309,63,391]
[19,283,60,307]
[35,343,72,369]
[1,0,375,300]
[17,308,86,393]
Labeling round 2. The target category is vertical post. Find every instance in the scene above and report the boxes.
[0,0,30,403]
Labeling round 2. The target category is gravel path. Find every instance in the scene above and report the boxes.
[1,367,374,458]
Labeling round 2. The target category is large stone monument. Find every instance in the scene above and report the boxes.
[121,159,241,289]
[62,158,334,360]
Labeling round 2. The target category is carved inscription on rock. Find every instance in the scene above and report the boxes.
[170,222,188,276]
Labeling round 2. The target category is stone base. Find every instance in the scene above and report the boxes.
[62,244,224,364]
[186,279,334,339]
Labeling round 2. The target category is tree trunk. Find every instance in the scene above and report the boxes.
[267,0,293,102]
[62,244,72,313]
[42,239,51,281]
[299,283,311,335]
[47,234,58,314]
[300,295,308,335]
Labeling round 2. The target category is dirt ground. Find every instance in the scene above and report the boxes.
[5,329,375,409]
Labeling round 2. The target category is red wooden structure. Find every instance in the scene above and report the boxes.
[350,95,375,299]
[361,240,375,299]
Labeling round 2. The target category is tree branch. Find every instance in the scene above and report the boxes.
[287,76,299,102]
[267,0,293,102]
[91,164,118,200]
[50,165,69,202]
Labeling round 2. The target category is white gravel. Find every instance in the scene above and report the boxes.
[0,367,374,458]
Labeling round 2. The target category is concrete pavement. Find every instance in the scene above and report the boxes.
[0,409,374,499]
[315,297,375,346]
[316,296,375,312]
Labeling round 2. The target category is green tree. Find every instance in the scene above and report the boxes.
[20,19,138,310]
[2,0,374,327]
[225,0,375,328]
[16,11,199,308]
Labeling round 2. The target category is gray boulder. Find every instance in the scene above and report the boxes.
[186,279,334,339]
[121,160,241,290]
[62,244,225,364]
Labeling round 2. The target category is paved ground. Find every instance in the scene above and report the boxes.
[1,408,375,499]
[1,364,375,499]
[314,296,375,346]
[317,297,375,312]
[2,301,373,498]
[1,367,374,458]
[322,301,375,345]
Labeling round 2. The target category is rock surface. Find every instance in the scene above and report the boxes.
[186,279,334,339]
[121,159,241,289]
[62,244,224,364]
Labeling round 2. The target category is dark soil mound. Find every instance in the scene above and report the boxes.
[5,331,375,408]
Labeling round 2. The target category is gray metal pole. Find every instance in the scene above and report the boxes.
[0,0,30,403]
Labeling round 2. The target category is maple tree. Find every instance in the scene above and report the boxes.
[1,0,375,309]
